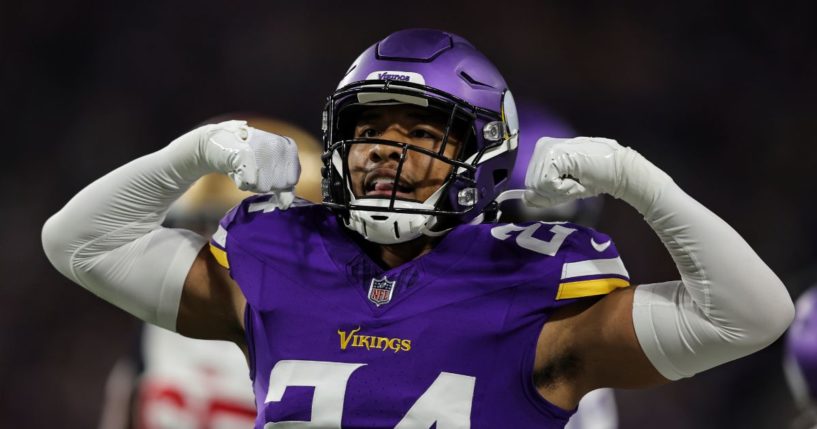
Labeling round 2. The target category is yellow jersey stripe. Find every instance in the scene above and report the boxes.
[209,243,230,269]
[556,277,630,300]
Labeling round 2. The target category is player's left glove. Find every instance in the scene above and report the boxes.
[523,138,794,386]
[523,137,673,214]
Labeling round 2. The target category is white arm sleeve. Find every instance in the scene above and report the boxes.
[523,137,795,381]
[631,179,795,380]
[41,142,210,330]
[41,121,300,331]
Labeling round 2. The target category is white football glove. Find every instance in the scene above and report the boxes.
[178,120,301,209]
[523,136,673,214]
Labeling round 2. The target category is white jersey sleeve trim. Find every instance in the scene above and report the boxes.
[212,225,228,248]
[561,257,629,281]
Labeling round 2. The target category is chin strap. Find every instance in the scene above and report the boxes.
[494,189,525,221]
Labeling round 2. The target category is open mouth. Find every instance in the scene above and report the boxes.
[363,171,415,200]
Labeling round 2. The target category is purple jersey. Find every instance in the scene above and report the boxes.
[209,195,630,429]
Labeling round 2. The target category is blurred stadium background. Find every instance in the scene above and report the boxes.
[2,1,815,427]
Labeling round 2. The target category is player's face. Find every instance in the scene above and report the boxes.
[347,105,461,203]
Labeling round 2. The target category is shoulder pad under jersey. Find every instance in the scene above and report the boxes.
[208,195,316,269]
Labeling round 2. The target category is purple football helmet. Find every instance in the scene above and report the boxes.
[321,28,518,244]
[497,101,603,227]
[785,286,817,408]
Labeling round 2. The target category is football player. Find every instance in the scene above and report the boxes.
[784,286,817,429]
[43,28,794,428]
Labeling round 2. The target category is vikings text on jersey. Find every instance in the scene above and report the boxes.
[209,196,629,429]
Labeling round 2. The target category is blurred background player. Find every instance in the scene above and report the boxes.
[784,286,817,429]
[97,116,323,429]
[499,101,617,429]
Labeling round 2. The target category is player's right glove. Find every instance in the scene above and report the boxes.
[523,136,672,215]
[169,120,301,208]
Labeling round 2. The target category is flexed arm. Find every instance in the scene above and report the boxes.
[526,137,794,402]
[41,121,299,336]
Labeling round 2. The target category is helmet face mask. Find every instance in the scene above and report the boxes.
[321,29,518,244]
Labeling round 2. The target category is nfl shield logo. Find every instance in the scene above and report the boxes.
[368,276,396,306]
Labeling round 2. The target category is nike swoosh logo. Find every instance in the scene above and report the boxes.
[591,237,611,252]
